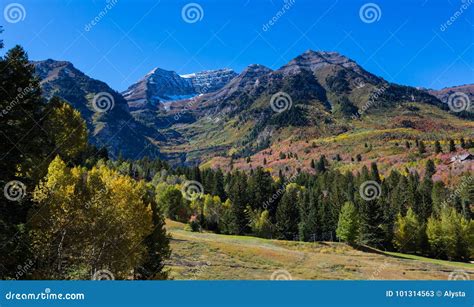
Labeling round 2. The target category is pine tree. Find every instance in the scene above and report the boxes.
[316,155,328,173]
[211,169,226,201]
[418,141,426,154]
[0,43,51,278]
[434,141,442,154]
[425,159,436,178]
[275,184,301,240]
[139,184,171,280]
[228,171,249,235]
[448,139,456,152]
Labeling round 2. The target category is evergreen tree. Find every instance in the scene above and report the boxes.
[138,184,171,280]
[228,171,249,234]
[316,155,328,173]
[425,159,436,178]
[418,141,426,154]
[434,140,442,154]
[211,169,226,201]
[0,43,51,278]
[275,184,301,240]
[448,139,456,152]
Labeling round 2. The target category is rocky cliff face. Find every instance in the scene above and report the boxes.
[33,59,163,159]
[123,67,237,110]
[181,68,237,94]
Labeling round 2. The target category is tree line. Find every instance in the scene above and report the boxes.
[116,156,473,262]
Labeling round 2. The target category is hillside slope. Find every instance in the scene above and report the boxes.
[166,221,474,280]
[33,59,163,159]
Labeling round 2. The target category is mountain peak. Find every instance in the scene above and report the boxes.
[279,50,357,75]
[123,67,238,109]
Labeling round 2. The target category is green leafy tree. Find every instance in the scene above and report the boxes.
[155,183,188,222]
[43,97,88,164]
[393,208,421,253]
[336,202,359,244]
[426,207,473,261]
[29,157,155,279]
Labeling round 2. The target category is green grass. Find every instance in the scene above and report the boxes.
[165,220,474,280]
[383,251,474,270]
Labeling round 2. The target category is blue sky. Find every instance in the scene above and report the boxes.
[2,0,473,91]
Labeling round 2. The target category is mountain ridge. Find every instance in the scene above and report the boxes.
[31,51,473,170]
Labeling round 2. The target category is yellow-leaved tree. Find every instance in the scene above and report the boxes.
[29,156,153,279]
[43,97,88,163]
